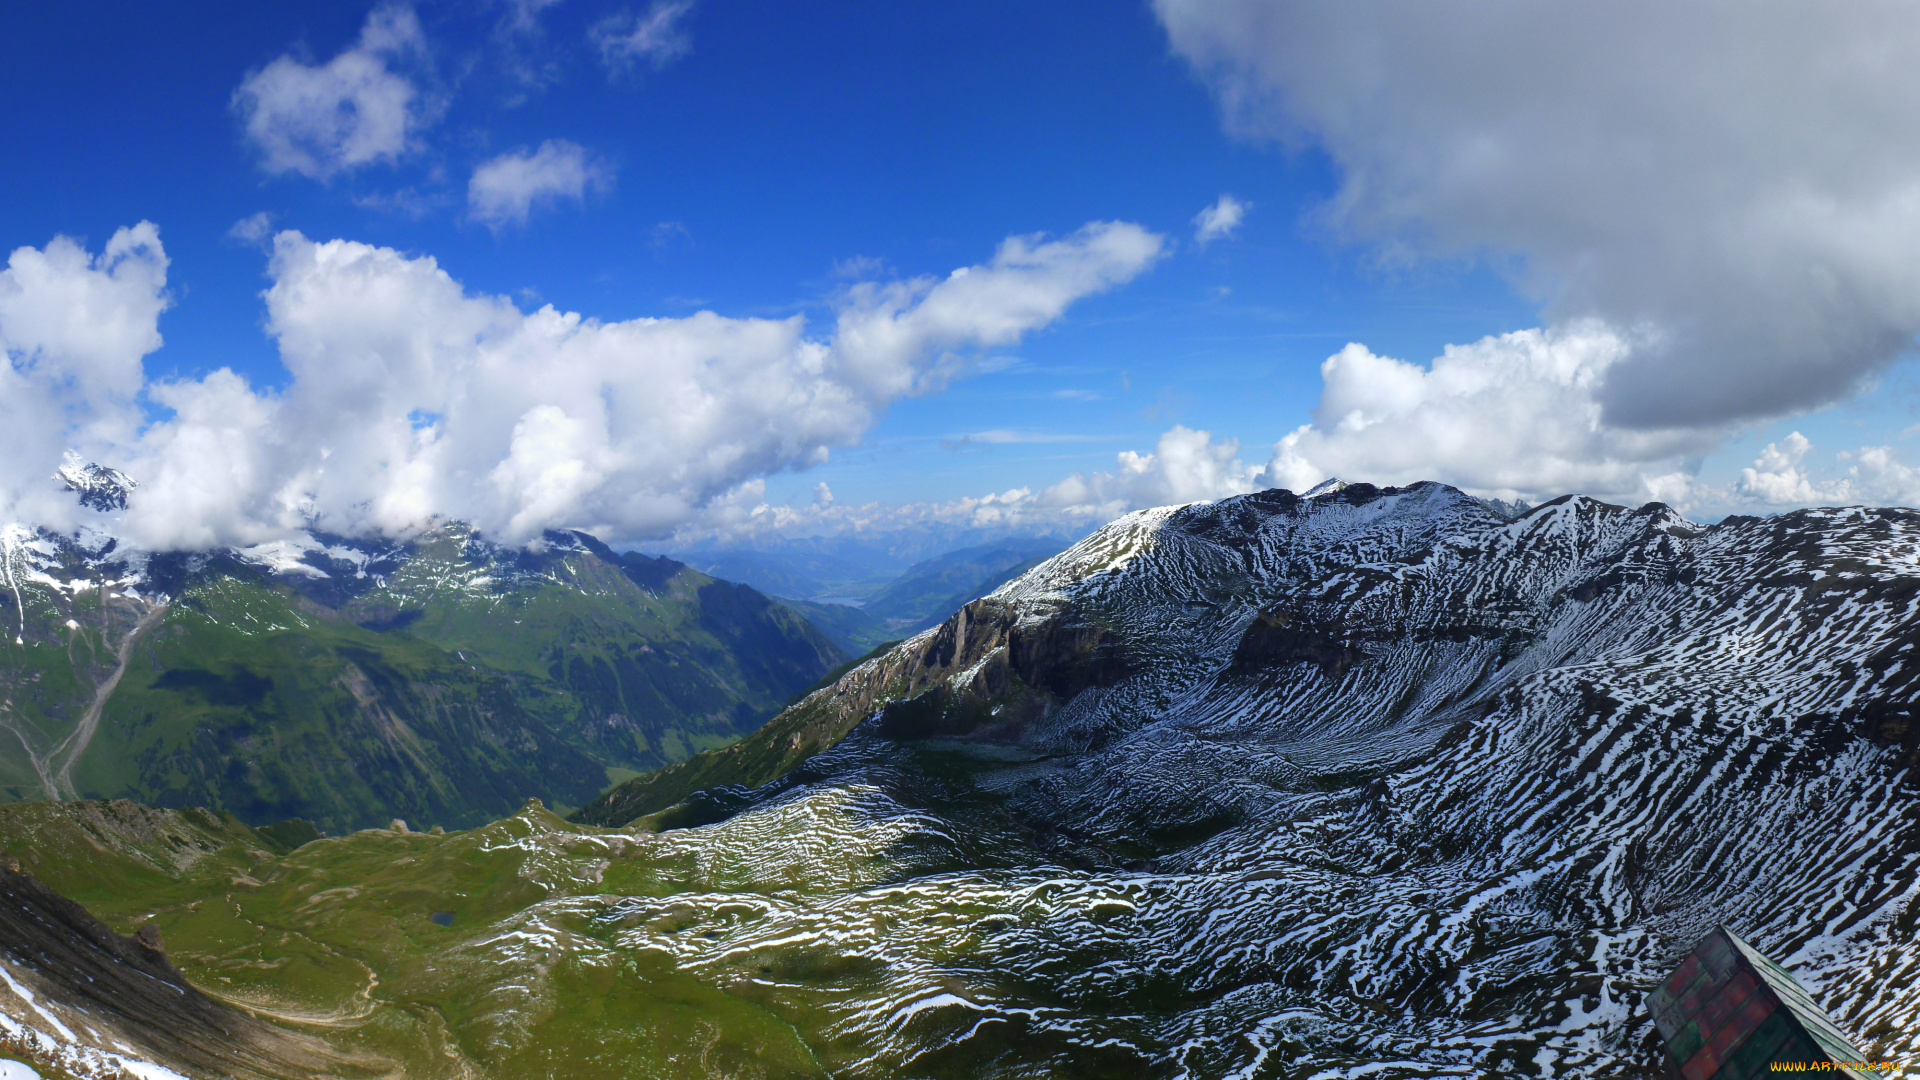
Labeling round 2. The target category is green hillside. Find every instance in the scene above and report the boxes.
[0,799,834,1080]
[0,526,844,833]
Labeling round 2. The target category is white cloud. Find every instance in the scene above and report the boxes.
[832,222,1166,398]
[0,223,169,531]
[232,5,431,180]
[593,0,696,73]
[1154,0,1920,430]
[1258,325,1708,507]
[832,255,888,279]
[1736,432,1824,505]
[1,221,1162,550]
[1193,194,1249,244]
[1734,432,1920,508]
[468,141,614,228]
[1038,426,1264,519]
[502,0,564,36]
[941,430,1107,450]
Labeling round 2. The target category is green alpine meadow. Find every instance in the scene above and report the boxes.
[0,524,843,834]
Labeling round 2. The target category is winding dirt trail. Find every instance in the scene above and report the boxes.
[50,602,169,799]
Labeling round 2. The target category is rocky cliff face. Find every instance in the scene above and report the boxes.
[577,480,1920,1076]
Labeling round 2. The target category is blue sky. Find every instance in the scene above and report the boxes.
[4,1,1920,548]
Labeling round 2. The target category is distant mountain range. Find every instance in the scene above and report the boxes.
[0,467,1071,837]
[673,536,1069,653]
[0,507,842,833]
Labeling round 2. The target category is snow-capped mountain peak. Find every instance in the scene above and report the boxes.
[54,454,138,513]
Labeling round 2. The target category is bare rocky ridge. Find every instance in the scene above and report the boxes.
[0,855,363,1079]
[577,480,1920,1074]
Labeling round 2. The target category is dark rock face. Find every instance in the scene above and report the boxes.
[0,861,349,1079]
[1228,608,1367,679]
[575,593,1147,824]
[1008,608,1132,700]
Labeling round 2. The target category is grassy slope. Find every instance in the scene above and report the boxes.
[18,529,844,833]
[74,579,609,834]
[0,799,829,1080]
[0,540,152,802]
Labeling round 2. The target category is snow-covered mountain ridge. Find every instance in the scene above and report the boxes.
[578,479,1920,1075]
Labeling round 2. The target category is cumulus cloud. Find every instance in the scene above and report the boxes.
[2,221,1162,550]
[1259,325,1708,507]
[1735,432,1920,508]
[0,224,169,531]
[1041,426,1264,517]
[1154,0,1920,429]
[1192,194,1248,244]
[468,140,614,228]
[232,5,431,179]
[593,0,696,73]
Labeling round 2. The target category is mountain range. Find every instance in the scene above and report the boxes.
[673,536,1068,655]
[0,501,842,834]
[5,480,1920,1078]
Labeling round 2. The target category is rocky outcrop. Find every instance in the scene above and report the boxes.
[0,859,358,1079]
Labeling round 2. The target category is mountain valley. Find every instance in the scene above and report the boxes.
[674,538,1067,656]
[6,481,1920,1077]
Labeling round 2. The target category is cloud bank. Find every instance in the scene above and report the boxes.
[1259,325,1708,507]
[1737,432,1920,509]
[1152,0,1920,461]
[2,221,1163,551]
[685,425,1270,545]
[0,225,169,532]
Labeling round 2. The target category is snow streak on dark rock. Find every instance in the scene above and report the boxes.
[614,482,1920,1078]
